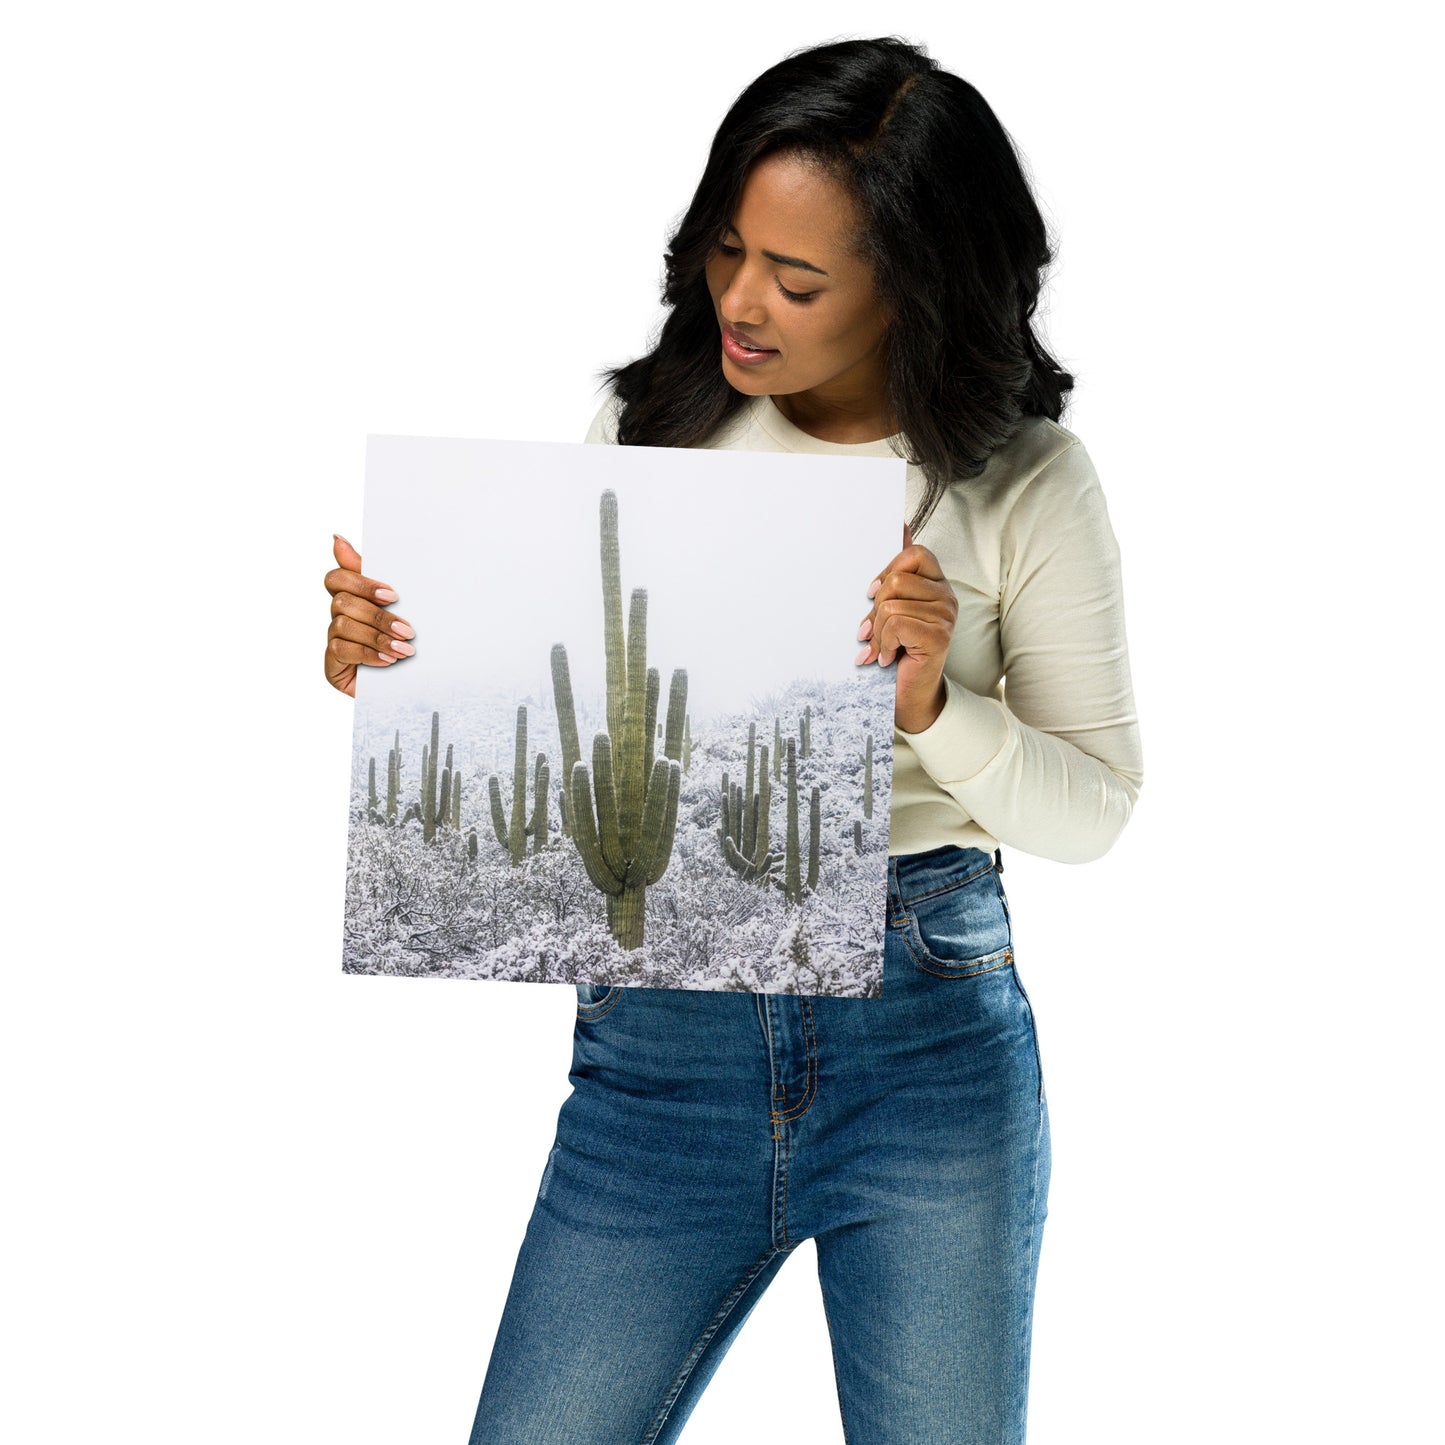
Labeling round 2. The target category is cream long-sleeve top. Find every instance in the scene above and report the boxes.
[584,391,1143,864]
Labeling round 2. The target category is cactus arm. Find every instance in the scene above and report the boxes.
[644,666,659,784]
[617,588,649,855]
[600,491,626,744]
[664,670,687,762]
[551,643,582,793]
[641,758,682,886]
[569,760,624,896]
[488,776,508,846]
[591,733,626,879]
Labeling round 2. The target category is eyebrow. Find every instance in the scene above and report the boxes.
[723,224,829,277]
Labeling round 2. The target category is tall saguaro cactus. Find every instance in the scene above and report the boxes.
[552,490,687,950]
[488,704,549,866]
[863,731,874,819]
[422,709,441,844]
[783,736,821,906]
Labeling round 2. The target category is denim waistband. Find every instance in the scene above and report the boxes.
[888,844,999,910]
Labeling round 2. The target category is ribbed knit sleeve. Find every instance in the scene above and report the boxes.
[898,439,1144,863]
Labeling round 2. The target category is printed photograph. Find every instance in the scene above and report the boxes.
[344,434,905,995]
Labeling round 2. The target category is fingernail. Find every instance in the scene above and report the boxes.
[857,618,872,641]
[375,587,398,603]
[377,650,396,662]
[855,646,871,664]
[867,579,881,598]
[390,620,414,639]
[334,532,352,547]
[389,640,415,657]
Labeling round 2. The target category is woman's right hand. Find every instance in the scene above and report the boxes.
[324,534,415,698]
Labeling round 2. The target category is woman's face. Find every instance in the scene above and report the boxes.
[704,152,891,421]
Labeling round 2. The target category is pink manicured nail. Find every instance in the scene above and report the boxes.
[855,646,871,664]
[377,650,396,662]
[857,618,873,640]
[389,640,415,657]
[867,579,881,598]
[390,620,415,639]
[375,586,398,603]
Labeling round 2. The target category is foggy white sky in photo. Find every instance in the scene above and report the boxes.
[355,435,908,725]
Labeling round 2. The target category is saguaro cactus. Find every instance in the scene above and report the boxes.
[488,705,548,866]
[863,731,874,819]
[783,737,820,906]
[720,734,778,883]
[552,490,687,950]
[386,732,399,821]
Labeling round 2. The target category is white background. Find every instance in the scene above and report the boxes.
[4,3,1439,1442]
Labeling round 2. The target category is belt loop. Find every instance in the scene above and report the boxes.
[994,846,1003,874]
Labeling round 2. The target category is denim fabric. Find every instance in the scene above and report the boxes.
[468,845,1050,1444]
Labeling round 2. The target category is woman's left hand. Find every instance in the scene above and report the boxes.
[856,523,958,734]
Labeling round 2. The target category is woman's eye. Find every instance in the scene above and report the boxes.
[776,279,817,304]
[717,242,742,256]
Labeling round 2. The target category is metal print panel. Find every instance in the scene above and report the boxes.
[344,435,906,996]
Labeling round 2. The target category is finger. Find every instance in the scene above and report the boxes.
[324,647,357,698]
[330,590,415,642]
[327,632,402,669]
[333,532,363,572]
[324,563,399,606]
[868,543,942,597]
[866,601,954,666]
[330,611,415,660]
[868,570,949,605]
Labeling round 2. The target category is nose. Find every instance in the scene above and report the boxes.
[718,259,769,329]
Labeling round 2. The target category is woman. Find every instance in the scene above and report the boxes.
[324,36,1142,1443]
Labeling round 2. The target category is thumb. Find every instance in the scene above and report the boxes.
[333,532,362,570]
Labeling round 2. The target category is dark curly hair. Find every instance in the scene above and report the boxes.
[600,35,1075,535]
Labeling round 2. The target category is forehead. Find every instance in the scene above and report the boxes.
[729,152,862,268]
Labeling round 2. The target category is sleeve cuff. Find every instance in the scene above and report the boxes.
[897,673,1011,784]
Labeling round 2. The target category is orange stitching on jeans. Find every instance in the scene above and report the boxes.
[774,994,819,1122]
[899,917,1013,979]
[574,984,623,1020]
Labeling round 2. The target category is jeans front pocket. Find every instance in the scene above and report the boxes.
[575,981,623,1020]
[899,861,1014,979]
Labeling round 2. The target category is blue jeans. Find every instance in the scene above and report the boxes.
[468,845,1050,1443]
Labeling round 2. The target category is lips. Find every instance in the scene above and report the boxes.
[721,323,779,365]
[724,324,775,352]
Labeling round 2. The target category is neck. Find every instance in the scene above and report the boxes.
[770,387,896,445]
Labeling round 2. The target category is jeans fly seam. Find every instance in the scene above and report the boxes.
[772,995,818,1122]
[640,1245,788,1445]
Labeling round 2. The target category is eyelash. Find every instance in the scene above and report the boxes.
[716,242,818,304]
